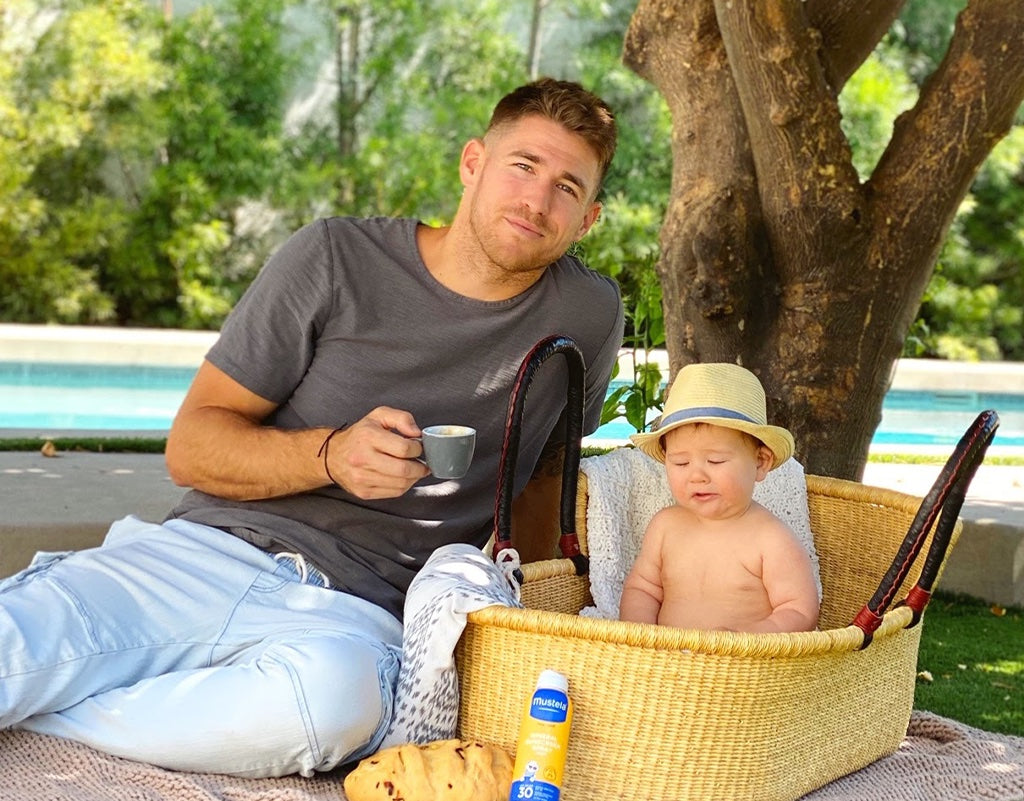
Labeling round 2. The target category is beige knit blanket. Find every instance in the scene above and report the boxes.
[1,711,1021,800]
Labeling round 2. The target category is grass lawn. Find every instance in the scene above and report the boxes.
[0,436,167,452]
[916,592,1023,736]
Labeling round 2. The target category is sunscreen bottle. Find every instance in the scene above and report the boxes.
[508,669,573,801]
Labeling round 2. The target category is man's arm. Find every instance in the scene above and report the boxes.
[165,360,428,501]
[510,440,565,563]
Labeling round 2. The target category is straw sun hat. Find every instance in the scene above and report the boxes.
[630,362,794,470]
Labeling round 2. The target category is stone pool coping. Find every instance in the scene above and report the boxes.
[4,321,1024,393]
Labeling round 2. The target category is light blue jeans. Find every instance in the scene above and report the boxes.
[0,515,402,778]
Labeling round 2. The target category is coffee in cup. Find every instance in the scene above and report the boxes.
[421,425,476,479]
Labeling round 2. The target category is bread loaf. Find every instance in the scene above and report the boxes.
[343,738,513,801]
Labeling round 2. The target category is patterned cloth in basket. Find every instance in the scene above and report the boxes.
[382,543,522,748]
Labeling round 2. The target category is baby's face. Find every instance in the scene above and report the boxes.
[661,423,772,520]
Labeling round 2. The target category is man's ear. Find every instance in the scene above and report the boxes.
[575,201,602,241]
[459,138,485,189]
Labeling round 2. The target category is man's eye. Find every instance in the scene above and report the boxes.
[557,183,579,198]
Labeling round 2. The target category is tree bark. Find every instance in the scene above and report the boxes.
[624,0,1024,479]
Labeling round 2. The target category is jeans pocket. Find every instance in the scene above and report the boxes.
[0,550,74,594]
[342,641,401,764]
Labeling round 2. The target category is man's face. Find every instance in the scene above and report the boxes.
[459,114,603,278]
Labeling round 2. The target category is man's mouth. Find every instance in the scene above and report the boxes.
[505,213,544,238]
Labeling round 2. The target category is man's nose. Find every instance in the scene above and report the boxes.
[521,181,551,216]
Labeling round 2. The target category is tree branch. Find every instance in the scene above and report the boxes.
[713,0,864,281]
[624,0,774,365]
[869,0,1024,294]
[805,0,907,89]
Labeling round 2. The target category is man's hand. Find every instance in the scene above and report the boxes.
[322,408,430,499]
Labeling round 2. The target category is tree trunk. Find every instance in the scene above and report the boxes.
[624,0,1024,479]
[527,0,551,80]
[335,3,361,209]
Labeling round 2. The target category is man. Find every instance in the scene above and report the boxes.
[0,78,623,778]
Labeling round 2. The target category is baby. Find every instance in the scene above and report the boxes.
[620,363,820,634]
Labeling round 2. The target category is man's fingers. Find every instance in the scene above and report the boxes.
[325,410,429,498]
[364,406,422,441]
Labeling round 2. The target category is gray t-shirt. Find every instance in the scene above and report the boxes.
[169,216,623,619]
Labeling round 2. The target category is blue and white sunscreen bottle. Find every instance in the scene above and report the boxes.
[508,669,573,801]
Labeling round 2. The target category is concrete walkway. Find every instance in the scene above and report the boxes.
[2,447,1021,607]
[1,450,185,579]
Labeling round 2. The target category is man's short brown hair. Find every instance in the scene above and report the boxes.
[486,78,617,194]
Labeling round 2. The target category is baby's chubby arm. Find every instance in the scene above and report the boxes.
[748,515,820,633]
[619,512,668,624]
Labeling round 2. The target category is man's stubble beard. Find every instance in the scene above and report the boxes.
[467,200,563,281]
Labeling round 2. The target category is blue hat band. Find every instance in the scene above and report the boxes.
[656,406,760,431]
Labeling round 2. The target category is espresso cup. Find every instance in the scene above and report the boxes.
[421,425,476,479]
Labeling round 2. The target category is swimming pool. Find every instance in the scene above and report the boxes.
[0,362,197,431]
[2,361,1023,448]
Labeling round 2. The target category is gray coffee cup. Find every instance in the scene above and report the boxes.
[421,424,476,479]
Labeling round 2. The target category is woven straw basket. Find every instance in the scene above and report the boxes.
[458,475,952,801]
[454,336,1000,801]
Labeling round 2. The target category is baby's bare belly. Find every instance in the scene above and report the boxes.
[658,586,773,632]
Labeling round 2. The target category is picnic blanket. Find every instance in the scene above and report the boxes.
[1,711,1021,800]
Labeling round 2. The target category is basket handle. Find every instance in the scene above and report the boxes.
[850,409,1000,647]
[490,335,588,576]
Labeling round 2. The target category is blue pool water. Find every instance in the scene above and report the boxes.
[593,388,1024,448]
[2,361,1023,448]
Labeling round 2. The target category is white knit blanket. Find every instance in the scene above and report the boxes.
[579,447,821,619]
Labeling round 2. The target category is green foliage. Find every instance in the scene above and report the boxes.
[838,1,1024,364]
[909,127,1024,361]
[579,193,668,432]
[106,0,299,328]
[0,436,167,452]
[278,0,523,227]
[838,52,918,179]
[1,0,298,328]
[886,0,961,85]
[2,0,1021,368]
[566,18,672,433]
[0,0,165,323]
[876,0,1024,361]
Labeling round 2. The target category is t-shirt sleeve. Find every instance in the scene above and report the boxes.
[582,278,625,434]
[205,219,335,404]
